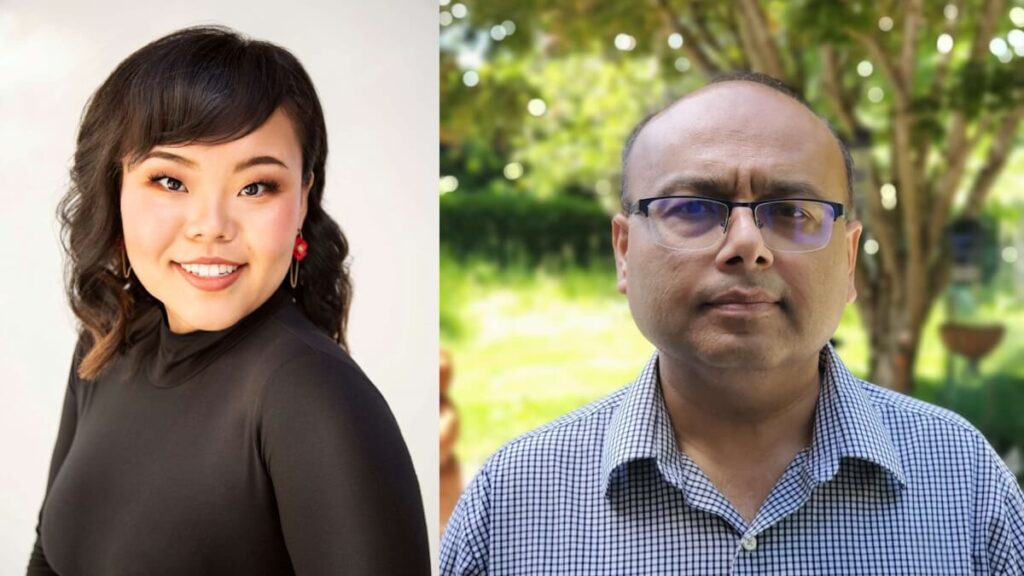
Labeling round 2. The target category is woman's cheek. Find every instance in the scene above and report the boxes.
[121,186,184,259]
[245,200,302,261]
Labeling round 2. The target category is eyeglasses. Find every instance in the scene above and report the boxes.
[626,196,846,253]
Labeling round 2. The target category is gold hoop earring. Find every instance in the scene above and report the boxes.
[121,247,133,279]
[289,258,300,289]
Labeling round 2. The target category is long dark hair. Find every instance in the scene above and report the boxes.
[58,25,351,380]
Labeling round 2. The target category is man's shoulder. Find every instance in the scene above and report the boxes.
[482,385,630,475]
[857,378,980,437]
[853,378,1006,466]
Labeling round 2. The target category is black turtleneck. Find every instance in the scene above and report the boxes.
[27,285,430,575]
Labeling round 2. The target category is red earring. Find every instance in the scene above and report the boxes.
[290,231,308,289]
[293,231,309,261]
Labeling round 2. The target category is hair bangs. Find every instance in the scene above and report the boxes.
[119,32,288,169]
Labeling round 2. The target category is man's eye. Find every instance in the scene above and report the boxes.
[665,200,715,218]
[768,203,809,219]
[150,175,186,192]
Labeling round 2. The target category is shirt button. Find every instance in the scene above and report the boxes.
[741,536,757,552]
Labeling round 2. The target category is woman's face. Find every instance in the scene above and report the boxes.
[120,107,311,334]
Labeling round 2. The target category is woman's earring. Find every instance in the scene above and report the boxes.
[290,230,309,289]
[120,241,133,279]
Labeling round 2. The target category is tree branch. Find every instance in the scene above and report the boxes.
[853,32,908,104]
[898,0,923,96]
[654,0,726,75]
[926,0,1004,249]
[852,31,925,325]
[921,0,961,175]
[733,3,764,72]
[737,0,786,80]
[863,156,899,278]
[928,0,959,95]
[691,1,726,55]
[820,45,858,136]
[963,107,1024,218]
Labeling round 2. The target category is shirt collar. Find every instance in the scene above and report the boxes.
[807,344,906,487]
[601,344,906,497]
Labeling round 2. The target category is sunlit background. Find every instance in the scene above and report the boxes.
[439,0,1024,518]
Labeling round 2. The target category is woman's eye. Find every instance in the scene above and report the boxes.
[151,175,186,192]
[239,181,277,198]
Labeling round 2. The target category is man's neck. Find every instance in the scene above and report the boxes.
[658,350,822,524]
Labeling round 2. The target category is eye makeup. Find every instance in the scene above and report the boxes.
[146,173,282,197]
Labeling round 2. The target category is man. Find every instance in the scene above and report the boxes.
[440,73,1024,574]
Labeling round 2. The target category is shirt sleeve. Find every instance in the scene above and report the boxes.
[27,338,84,575]
[257,352,430,575]
[988,475,1024,574]
[439,463,492,576]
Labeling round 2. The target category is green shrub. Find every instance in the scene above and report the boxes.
[440,192,614,267]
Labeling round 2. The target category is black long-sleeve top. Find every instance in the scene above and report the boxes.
[27,285,430,575]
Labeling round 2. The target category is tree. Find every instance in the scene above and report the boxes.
[440,0,1024,393]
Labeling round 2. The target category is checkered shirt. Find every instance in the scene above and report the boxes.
[440,345,1024,575]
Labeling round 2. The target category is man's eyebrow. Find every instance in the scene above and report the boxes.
[758,179,827,200]
[130,151,289,172]
[653,175,733,197]
[653,175,828,200]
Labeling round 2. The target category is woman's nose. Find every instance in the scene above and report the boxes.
[184,194,234,241]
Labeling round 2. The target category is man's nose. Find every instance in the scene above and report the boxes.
[714,207,774,269]
[185,193,234,241]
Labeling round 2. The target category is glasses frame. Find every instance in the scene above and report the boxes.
[626,195,847,253]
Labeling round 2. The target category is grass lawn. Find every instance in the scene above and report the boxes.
[442,258,1024,472]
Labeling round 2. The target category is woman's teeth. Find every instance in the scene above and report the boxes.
[180,263,240,278]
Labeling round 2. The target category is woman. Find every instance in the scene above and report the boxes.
[28,26,429,575]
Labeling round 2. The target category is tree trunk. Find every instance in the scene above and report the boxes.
[867,321,922,395]
[856,273,929,395]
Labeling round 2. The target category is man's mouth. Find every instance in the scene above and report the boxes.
[705,289,780,306]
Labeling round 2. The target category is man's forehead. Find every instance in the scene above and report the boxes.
[627,81,846,199]
[643,81,828,145]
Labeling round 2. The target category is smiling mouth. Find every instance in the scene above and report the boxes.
[176,262,245,278]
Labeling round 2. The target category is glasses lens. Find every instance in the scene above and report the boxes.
[756,200,836,252]
[646,198,728,250]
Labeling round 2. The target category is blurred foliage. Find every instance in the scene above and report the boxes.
[440,191,612,267]
[441,0,1024,213]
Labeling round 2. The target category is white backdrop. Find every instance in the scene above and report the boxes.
[0,0,439,572]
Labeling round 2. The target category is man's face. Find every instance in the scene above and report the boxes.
[612,82,862,370]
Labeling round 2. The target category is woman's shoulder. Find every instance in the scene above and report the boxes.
[253,334,398,445]
[249,302,383,411]
[253,300,362,374]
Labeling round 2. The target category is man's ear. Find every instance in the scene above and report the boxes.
[612,213,630,295]
[844,219,863,304]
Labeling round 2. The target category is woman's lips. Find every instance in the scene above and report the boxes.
[174,262,246,292]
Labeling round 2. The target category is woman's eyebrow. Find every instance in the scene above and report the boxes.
[130,151,289,172]
[234,155,289,172]
[131,150,197,170]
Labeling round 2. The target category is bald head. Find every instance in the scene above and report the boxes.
[620,73,853,212]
